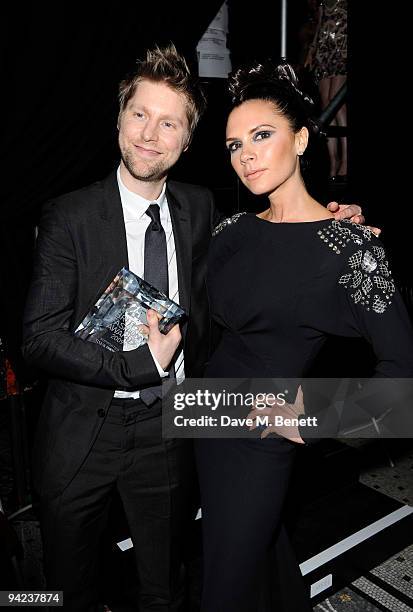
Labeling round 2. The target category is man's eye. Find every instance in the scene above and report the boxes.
[134,112,144,119]
[227,142,241,154]
[163,121,175,129]
[254,131,272,141]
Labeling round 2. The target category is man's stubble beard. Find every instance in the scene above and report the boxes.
[120,146,171,183]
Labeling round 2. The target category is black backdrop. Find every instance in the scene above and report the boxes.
[1,1,410,383]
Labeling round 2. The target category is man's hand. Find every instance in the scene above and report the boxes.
[327,201,381,237]
[144,309,181,371]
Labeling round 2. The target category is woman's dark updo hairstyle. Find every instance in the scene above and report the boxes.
[228,61,317,135]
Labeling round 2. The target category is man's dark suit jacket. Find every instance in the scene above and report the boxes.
[22,170,216,499]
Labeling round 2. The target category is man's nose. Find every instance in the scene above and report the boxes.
[142,121,158,142]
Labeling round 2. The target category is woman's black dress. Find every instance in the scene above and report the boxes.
[195,213,413,612]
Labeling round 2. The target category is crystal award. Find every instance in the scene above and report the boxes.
[74,268,186,352]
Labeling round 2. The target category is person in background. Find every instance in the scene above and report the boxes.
[305,0,348,183]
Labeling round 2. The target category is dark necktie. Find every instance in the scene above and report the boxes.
[144,203,169,295]
[140,203,169,406]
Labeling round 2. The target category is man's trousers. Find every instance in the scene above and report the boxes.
[39,397,195,612]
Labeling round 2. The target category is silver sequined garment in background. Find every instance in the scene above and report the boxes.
[313,0,347,82]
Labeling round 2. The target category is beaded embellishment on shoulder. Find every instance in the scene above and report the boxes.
[339,245,395,313]
[212,212,247,236]
[317,221,394,313]
[317,219,373,255]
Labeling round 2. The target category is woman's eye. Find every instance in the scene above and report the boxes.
[134,112,144,119]
[163,121,175,129]
[254,131,272,141]
[227,142,241,154]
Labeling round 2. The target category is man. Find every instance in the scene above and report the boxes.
[22,44,363,611]
[22,45,214,611]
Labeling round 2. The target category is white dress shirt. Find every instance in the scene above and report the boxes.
[114,167,185,398]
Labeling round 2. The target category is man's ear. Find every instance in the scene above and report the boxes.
[116,110,123,131]
[183,135,191,152]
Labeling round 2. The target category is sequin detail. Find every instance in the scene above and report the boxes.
[339,247,394,313]
[212,212,247,236]
[317,219,372,255]
[318,221,394,313]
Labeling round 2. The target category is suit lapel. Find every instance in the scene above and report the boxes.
[97,170,129,294]
[166,183,192,323]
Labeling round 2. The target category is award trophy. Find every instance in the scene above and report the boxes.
[74,267,186,351]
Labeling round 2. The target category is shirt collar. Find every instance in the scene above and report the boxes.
[117,166,167,221]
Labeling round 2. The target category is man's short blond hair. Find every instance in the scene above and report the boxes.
[118,44,206,143]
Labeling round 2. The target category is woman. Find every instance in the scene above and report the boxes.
[195,62,413,611]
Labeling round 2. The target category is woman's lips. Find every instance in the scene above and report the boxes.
[245,169,265,180]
